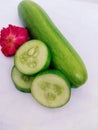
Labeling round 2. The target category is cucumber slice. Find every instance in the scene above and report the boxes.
[31,70,71,108]
[11,66,34,93]
[14,40,51,75]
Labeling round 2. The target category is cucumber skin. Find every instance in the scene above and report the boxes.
[14,83,31,93]
[18,0,88,87]
[31,70,71,108]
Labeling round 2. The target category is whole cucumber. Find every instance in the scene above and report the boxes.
[18,0,88,87]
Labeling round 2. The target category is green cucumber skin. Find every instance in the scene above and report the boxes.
[14,83,31,93]
[18,0,88,87]
[31,70,71,108]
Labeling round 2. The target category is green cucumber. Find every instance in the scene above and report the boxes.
[31,70,71,108]
[18,0,88,87]
[11,66,33,92]
[14,40,51,75]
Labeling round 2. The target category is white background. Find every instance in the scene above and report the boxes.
[0,0,98,130]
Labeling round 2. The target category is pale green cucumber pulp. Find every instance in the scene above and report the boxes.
[11,66,33,92]
[31,70,71,108]
[14,40,51,75]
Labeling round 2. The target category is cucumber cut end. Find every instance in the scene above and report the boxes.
[31,70,71,108]
[11,66,34,93]
[14,40,51,75]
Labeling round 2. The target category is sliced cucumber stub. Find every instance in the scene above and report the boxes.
[31,70,71,108]
[14,40,51,75]
[11,66,34,93]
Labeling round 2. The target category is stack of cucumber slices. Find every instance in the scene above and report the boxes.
[11,40,71,108]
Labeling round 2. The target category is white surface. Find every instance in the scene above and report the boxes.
[0,0,98,130]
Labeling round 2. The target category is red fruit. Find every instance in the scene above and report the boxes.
[0,24,28,56]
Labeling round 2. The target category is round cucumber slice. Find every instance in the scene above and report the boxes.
[11,66,34,93]
[14,40,51,75]
[31,70,71,108]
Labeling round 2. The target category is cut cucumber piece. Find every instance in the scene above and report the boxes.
[11,66,34,93]
[31,70,71,108]
[14,40,51,75]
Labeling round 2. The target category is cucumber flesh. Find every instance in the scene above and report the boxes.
[14,40,51,75]
[11,66,33,93]
[31,70,71,108]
